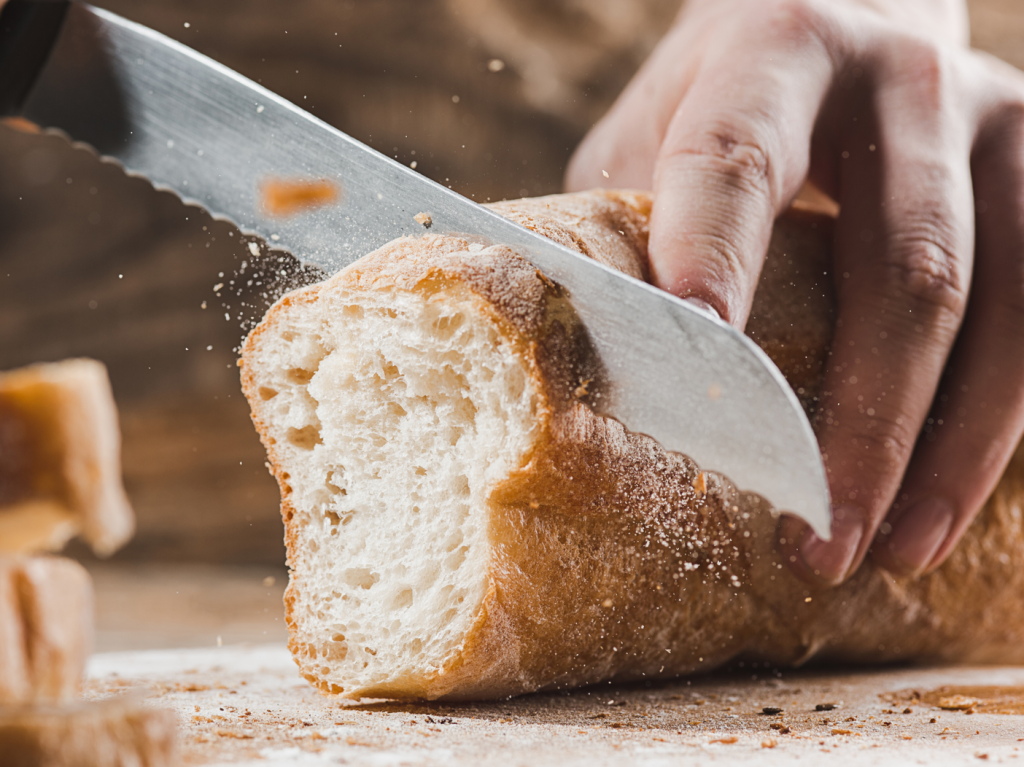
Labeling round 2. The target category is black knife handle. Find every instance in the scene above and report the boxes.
[0,0,70,117]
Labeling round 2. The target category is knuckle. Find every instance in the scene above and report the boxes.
[661,126,774,196]
[879,228,969,320]
[683,231,749,288]
[896,37,948,86]
[752,0,833,50]
[888,37,961,111]
[876,34,962,115]
[824,412,916,486]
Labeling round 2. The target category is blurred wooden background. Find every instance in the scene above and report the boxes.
[1,0,1022,566]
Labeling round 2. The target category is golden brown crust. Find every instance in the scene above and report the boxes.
[0,695,178,767]
[242,189,1024,701]
[0,360,134,557]
[0,556,93,705]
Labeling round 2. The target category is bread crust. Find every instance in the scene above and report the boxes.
[242,189,1024,700]
[0,694,178,767]
[0,359,134,557]
[0,556,93,705]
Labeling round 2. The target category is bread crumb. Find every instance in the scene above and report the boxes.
[1,116,40,134]
[762,739,777,749]
[710,736,738,744]
[261,178,339,217]
[414,212,432,228]
[939,696,978,711]
[692,472,707,496]
[535,269,557,289]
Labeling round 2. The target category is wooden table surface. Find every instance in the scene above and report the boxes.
[80,563,1024,765]
[85,641,1024,766]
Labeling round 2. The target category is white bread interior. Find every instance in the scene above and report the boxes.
[244,243,547,696]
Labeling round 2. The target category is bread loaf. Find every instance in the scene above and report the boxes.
[0,359,133,557]
[0,556,92,704]
[240,190,1024,700]
[0,695,177,767]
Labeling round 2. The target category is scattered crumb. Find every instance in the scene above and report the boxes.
[692,472,707,496]
[414,212,432,228]
[762,739,777,749]
[832,729,853,736]
[534,270,557,290]
[939,696,979,711]
[1,116,40,134]
[260,178,340,217]
[710,736,738,744]
[762,707,783,715]
[816,703,837,711]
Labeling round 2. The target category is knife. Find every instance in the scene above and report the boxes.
[0,0,832,538]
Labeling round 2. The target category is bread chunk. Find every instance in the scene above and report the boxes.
[241,189,1024,700]
[0,695,177,767]
[0,360,134,557]
[0,556,92,704]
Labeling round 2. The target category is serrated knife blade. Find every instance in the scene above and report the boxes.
[1,1,832,538]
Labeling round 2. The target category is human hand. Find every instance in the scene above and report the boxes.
[566,0,1024,585]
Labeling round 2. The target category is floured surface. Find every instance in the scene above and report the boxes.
[85,645,1024,766]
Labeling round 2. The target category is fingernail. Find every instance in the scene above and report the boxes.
[886,498,955,576]
[799,504,866,585]
[681,297,721,321]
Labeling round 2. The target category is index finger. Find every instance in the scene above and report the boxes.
[647,6,835,325]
